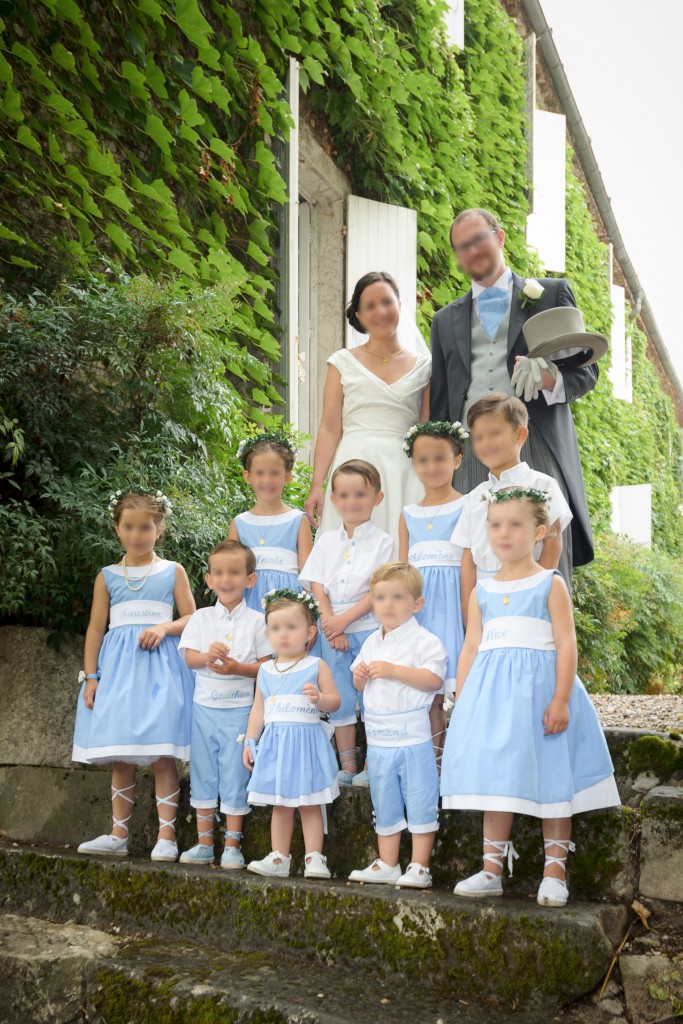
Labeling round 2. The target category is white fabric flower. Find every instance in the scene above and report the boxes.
[236,734,245,744]
[522,278,544,300]
[78,670,86,684]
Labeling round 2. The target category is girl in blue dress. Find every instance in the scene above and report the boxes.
[242,589,340,880]
[72,490,196,863]
[398,421,468,767]
[440,486,620,908]
[229,433,314,613]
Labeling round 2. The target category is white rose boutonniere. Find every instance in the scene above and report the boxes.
[519,278,545,309]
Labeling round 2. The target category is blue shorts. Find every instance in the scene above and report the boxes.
[367,740,439,835]
[320,631,370,727]
[190,704,251,816]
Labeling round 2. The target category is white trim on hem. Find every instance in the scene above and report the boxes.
[408,820,439,834]
[248,782,339,807]
[375,818,407,836]
[328,713,358,727]
[441,776,621,818]
[72,743,189,766]
[219,803,250,816]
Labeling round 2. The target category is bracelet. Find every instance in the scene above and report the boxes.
[245,738,258,759]
[86,673,99,680]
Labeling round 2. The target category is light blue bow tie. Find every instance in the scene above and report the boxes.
[477,286,509,341]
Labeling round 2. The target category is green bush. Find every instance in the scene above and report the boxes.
[0,272,310,635]
[574,533,683,695]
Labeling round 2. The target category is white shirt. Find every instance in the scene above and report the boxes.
[179,599,271,708]
[300,520,397,624]
[472,266,565,405]
[351,617,447,715]
[451,461,573,574]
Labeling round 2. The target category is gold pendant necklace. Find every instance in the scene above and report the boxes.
[366,344,403,366]
[122,554,157,593]
[423,503,446,532]
[268,654,307,702]
[501,577,525,606]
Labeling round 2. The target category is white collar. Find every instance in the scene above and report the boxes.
[379,615,419,643]
[337,519,376,542]
[488,461,530,486]
[215,598,248,620]
[471,266,512,298]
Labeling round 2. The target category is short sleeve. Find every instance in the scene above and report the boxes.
[417,630,448,681]
[178,611,202,655]
[299,536,328,587]
[326,349,347,376]
[254,615,272,659]
[545,478,573,533]
[376,531,398,567]
[451,493,473,548]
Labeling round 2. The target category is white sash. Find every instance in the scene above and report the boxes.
[195,677,255,707]
[331,603,377,635]
[479,615,556,652]
[109,600,173,629]
[264,694,321,724]
[253,546,298,574]
[364,707,432,748]
[408,540,461,568]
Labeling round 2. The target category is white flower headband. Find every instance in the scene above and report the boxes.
[402,420,470,457]
[108,489,173,517]
[261,587,321,622]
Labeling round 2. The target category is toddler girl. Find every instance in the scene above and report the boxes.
[72,489,196,862]
[440,486,619,907]
[243,589,340,879]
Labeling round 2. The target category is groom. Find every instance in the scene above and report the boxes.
[429,208,597,581]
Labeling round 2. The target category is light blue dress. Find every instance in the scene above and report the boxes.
[440,569,620,818]
[71,559,195,766]
[248,656,340,807]
[233,509,305,612]
[404,497,466,694]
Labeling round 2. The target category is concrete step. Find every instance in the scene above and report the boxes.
[0,841,628,1013]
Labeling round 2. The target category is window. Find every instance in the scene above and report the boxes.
[610,484,652,547]
[526,110,567,273]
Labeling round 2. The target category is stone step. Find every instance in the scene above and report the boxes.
[0,842,627,1013]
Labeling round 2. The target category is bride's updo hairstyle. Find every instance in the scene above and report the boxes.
[346,271,400,333]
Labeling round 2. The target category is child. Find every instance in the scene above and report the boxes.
[349,563,447,890]
[177,540,272,868]
[451,393,572,623]
[398,421,469,762]
[441,487,620,907]
[300,460,396,787]
[229,433,313,612]
[72,489,196,862]
[243,589,341,879]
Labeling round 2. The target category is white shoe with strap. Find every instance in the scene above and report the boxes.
[537,838,575,908]
[396,863,433,889]
[150,787,180,862]
[454,837,519,897]
[77,782,135,856]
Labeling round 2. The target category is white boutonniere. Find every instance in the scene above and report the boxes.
[518,278,545,309]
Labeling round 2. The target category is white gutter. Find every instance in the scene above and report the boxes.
[521,0,683,407]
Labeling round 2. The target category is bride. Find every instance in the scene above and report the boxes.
[304,271,431,540]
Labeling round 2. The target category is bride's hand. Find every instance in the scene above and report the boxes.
[304,484,324,528]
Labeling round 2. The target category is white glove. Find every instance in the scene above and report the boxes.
[511,356,557,403]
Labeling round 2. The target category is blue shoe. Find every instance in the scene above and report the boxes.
[221,845,245,871]
[337,769,355,787]
[351,769,370,788]
[179,843,215,865]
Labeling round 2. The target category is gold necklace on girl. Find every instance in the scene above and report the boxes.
[268,654,306,702]
[121,553,157,593]
[501,577,526,606]
[424,503,446,532]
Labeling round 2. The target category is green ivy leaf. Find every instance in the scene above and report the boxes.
[2,84,23,122]
[16,125,41,154]
[167,247,198,277]
[51,43,76,73]
[103,222,135,255]
[103,184,133,213]
[121,61,150,100]
[144,114,173,155]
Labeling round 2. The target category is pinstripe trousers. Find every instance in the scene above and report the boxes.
[453,420,574,589]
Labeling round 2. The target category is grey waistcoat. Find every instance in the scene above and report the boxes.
[463,300,514,418]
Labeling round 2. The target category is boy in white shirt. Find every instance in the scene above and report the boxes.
[300,459,396,788]
[178,540,271,869]
[452,393,572,623]
[348,562,447,890]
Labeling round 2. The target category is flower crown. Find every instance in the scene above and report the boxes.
[236,432,298,467]
[261,587,321,622]
[482,487,551,506]
[402,421,469,458]
[108,488,172,517]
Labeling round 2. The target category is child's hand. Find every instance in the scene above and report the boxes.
[242,744,255,771]
[329,633,349,653]
[322,613,347,640]
[208,642,230,664]
[83,678,98,709]
[368,660,393,680]
[543,698,570,735]
[138,624,168,650]
[303,683,320,705]
[210,657,240,676]
[353,662,370,688]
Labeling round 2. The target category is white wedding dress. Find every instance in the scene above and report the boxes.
[318,348,432,540]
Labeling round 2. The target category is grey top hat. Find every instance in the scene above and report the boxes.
[522,307,609,367]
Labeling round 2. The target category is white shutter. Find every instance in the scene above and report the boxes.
[526,109,566,273]
[345,195,417,348]
[443,0,465,49]
[610,484,652,547]
[609,282,632,403]
[286,57,300,427]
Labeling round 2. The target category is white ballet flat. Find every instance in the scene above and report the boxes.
[348,859,401,885]
[150,838,178,863]
[77,834,128,857]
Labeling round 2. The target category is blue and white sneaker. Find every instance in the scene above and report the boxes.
[351,769,370,788]
[179,843,215,865]
[220,845,245,871]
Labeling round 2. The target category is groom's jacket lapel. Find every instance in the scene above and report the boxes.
[448,290,473,377]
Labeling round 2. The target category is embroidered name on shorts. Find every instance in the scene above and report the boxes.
[211,689,253,702]
[366,723,410,739]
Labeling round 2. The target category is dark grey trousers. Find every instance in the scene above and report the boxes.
[453,420,573,588]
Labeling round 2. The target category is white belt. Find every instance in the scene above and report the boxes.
[109,600,173,629]
[264,694,321,724]
[408,540,461,568]
[364,707,432,747]
[331,603,378,635]
[479,616,556,652]
[253,546,298,574]
[195,677,255,706]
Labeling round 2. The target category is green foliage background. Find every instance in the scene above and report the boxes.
[0,0,681,687]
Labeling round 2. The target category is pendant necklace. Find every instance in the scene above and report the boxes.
[423,503,446,532]
[500,576,526,606]
[366,344,403,367]
[122,553,157,593]
[268,654,307,702]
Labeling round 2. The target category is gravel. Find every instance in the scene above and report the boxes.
[590,694,683,733]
